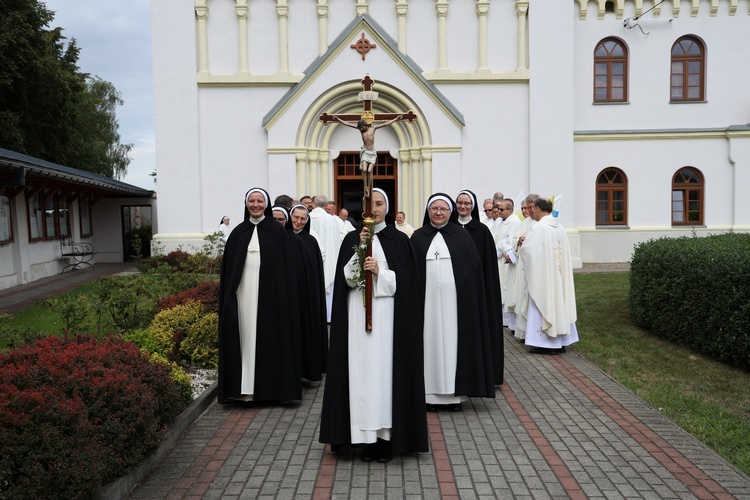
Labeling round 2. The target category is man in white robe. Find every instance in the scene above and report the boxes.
[489,191,505,236]
[309,194,341,321]
[395,211,415,237]
[519,197,579,354]
[494,199,522,331]
[481,199,494,228]
[512,196,538,342]
[338,208,356,238]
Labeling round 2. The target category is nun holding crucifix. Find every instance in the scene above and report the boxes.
[320,188,428,464]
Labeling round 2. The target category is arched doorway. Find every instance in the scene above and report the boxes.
[334,151,397,225]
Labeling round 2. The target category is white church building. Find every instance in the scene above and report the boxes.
[150,0,750,266]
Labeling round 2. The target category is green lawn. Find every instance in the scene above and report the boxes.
[574,272,750,476]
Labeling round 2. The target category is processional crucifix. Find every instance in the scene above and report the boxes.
[319,74,417,331]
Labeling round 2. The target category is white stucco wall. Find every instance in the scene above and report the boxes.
[151,0,750,263]
[0,194,156,291]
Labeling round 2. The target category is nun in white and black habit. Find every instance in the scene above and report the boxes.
[218,188,301,404]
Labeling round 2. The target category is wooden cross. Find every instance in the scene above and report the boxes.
[319,75,417,332]
[318,75,417,126]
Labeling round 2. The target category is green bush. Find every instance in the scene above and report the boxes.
[180,312,219,369]
[90,275,157,332]
[147,301,205,363]
[45,293,93,333]
[124,328,161,353]
[630,233,750,370]
[148,352,194,404]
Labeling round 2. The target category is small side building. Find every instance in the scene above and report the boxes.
[0,148,156,291]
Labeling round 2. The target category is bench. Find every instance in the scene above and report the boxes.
[60,237,95,273]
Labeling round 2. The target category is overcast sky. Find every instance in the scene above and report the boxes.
[43,0,155,190]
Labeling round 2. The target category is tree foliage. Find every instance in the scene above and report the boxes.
[0,0,132,179]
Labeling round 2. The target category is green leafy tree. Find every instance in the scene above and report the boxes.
[69,77,132,179]
[0,0,132,179]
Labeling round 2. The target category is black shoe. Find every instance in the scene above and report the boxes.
[558,346,567,353]
[529,347,557,355]
[376,439,392,463]
[361,443,377,462]
[426,404,436,412]
[448,403,463,412]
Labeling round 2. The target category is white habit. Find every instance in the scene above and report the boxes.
[423,232,463,406]
[343,224,395,443]
[235,224,261,398]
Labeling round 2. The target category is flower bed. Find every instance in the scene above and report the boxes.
[0,335,189,499]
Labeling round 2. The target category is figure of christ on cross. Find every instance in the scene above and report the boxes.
[332,114,403,197]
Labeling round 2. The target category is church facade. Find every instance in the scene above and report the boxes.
[150,0,750,265]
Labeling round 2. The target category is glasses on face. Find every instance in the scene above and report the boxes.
[430,207,450,214]
[456,201,472,207]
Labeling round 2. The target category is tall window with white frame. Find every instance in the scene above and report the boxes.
[594,37,628,103]
[596,167,627,225]
[670,35,705,102]
[672,167,704,225]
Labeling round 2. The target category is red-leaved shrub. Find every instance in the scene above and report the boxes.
[161,249,191,271]
[156,280,219,313]
[0,335,187,499]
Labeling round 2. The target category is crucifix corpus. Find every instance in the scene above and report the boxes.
[319,74,417,332]
[319,75,417,198]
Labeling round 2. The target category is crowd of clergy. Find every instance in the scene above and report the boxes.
[217,186,578,464]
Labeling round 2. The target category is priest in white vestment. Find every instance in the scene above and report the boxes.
[512,197,537,342]
[395,211,415,237]
[309,195,341,321]
[519,197,579,354]
[494,199,522,331]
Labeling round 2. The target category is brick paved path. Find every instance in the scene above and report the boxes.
[128,332,750,500]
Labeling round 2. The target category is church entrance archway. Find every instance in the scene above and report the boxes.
[334,151,396,225]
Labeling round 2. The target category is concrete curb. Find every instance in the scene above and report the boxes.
[99,381,219,500]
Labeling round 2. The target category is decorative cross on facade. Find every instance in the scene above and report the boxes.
[319,75,417,126]
[351,32,376,60]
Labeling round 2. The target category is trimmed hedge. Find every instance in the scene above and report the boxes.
[0,335,188,499]
[630,233,750,370]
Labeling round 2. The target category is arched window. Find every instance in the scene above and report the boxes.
[596,167,627,225]
[672,167,704,225]
[671,36,705,102]
[594,37,628,102]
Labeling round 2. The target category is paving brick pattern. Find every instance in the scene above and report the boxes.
[127,331,750,499]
